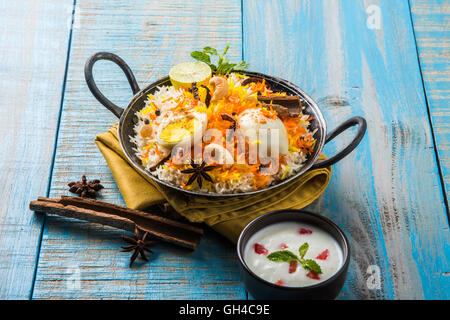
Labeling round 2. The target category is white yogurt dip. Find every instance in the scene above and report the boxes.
[243,221,343,287]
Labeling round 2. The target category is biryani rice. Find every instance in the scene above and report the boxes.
[130,73,316,194]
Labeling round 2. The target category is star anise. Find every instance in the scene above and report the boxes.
[121,227,159,267]
[180,160,217,189]
[68,175,104,198]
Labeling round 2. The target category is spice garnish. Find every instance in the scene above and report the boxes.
[29,196,203,250]
[190,82,199,100]
[254,243,268,255]
[68,175,103,198]
[220,113,237,126]
[275,280,285,286]
[266,242,322,275]
[299,227,313,235]
[316,249,329,260]
[258,95,302,117]
[221,113,237,141]
[241,77,264,86]
[180,160,217,188]
[121,227,159,267]
[201,84,211,108]
[261,102,290,117]
[149,154,171,172]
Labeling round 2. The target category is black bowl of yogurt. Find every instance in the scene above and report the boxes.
[237,210,350,300]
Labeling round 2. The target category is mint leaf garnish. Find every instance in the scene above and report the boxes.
[302,259,322,274]
[203,46,218,55]
[266,242,323,275]
[233,61,250,71]
[190,51,214,69]
[299,242,309,259]
[191,43,249,75]
[221,43,230,56]
[267,250,299,263]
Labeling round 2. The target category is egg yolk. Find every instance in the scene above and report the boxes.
[159,117,199,143]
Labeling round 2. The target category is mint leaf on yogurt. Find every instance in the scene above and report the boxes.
[267,250,299,263]
[302,259,322,274]
[299,242,309,259]
[266,242,323,275]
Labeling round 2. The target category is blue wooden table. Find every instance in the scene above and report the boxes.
[0,0,449,300]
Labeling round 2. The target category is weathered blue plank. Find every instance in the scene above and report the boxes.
[0,0,74,299]
[243,0,449,299]
[409,0,450,209]
[32,0,246,299]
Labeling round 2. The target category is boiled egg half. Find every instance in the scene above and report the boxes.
[156,111,207,150]
[238,108,289,156]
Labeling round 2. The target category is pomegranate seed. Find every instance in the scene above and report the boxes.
[279,243,288,249]
[254,243,268,255]
[289,261,298,274]
[306,271,320,280]
[316,249,329,260]
[299,228,313,235]
[275,280,285,286]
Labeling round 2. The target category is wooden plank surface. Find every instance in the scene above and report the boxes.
[31,0,246,299]
[1,0,446,300]
[0,0,74,299]
[409,0,450,206]
[243,0,449,299]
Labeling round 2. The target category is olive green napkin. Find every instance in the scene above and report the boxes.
[95,124,331,243]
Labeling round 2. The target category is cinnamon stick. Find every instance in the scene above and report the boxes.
[241,77,264,86]
[149,153,171,172]
[30,196,203,250]
[261,103,290,117]
[258,95,302,117]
